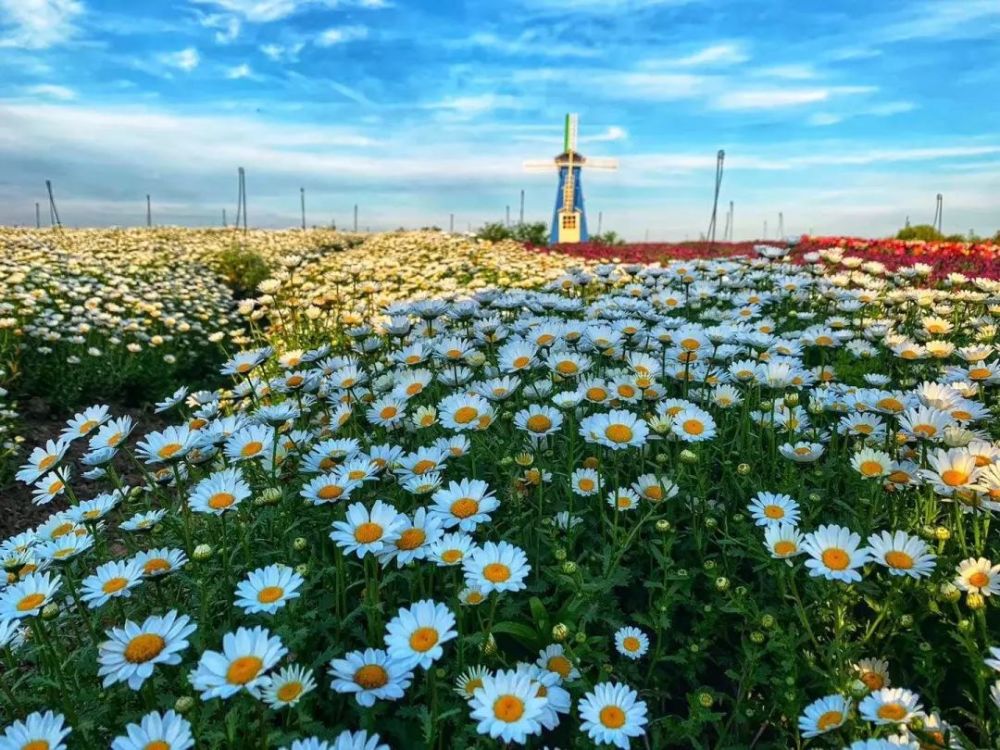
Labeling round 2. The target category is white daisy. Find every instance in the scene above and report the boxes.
[189,626,287,700]
[578,681,649,749]
[98,611,196,690]
[384,598,458,670]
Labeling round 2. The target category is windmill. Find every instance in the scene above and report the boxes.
[524,114,618,244]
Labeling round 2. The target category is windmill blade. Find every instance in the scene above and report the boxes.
[565,113,579,153]
[523,160,556,172]
[584,158,619,170]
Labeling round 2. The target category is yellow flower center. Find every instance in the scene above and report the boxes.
[208,492,236,510]
[241,441,264,457]
[450,498,479,518]
[257,586,285,604]
[599,705,627,729]
[877,703,907,721]
[79,419,98,434]
[622,636,641,652]
[547,655,572,678]
[124,633,166,663]
[227,656,263,685]
[102,577,129,594]
[276,681,303,702]
[493,695,525,722]
[773,540,796,556]
[412,459,436,475]
[354,664,389,689]
[817,710,843,730]
[354,522,383,544]
[157,443,183,459]
[512,355,530,369]
[578,478,595,492]
[145,741,171,750]
[38,455,57,472]
[763,505,784,519]
[16,592,45,612]
[453,406,478,424]
[441,549,463,564]
[884,551,914,569]
[941,469,969,487]
[23,742,51,750]
[860,672,884,690]
[821,548,850,571]
[409,627,439,652]
[483,562,511,583]
[397,528,426,551]
[859,460,884,477]
[968,571,989,588]
[143,558,170,575]
[605,424,633,443]
[968,367,991,380]
[682,419,704,435]
[317,485,343,501]
[526,415,552,433]
[586,387,607,401]
[380,406,398,420]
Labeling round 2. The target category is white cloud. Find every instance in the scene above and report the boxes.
[597,72,705,101]
[199,13,241,43]
[259,42,304,61]
[808,113,842,127]
[582,126,628,143]
[868,101,916,116]
[426,94,524,115]
[880,0,1000,42]
[673,43,748,67]
[160,47,201,72]
[225,63,252,79]
[466,31,599,58]
[23,84,76,100]
[0,0,83,49]
[715,86,875,110]
[189,0,331,23]
[316,25,368,46]
[756,64,816,80]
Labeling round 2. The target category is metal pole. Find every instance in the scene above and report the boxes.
[240,167,247,234]
[519,189,524,225]
[505,205,510,227]
[146,194,152,228]
[46,180,61,228]
[706,149,725,249]
[778,212,784,238]
[35,202,40,229]
[223,208,228,228]
[597,211,603,235]
[300,187,306,230]
[353,204,358,232]
[449,214,454,233]
[728,201,734,241]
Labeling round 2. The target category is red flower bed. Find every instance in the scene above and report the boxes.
[533,237,1000,280]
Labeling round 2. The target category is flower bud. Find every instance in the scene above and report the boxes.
[736,463,751,475]
[293,537,308,551]
[295,563,309,576]
[761,614,776,629]
[258,488,282,506]
[750,631,765,644]
[655,520,671,533]
[900,614,914,628]
[574,631,587,644]
[957,618,974,633]
[554,548,567,561]
[483,633,498,656]
[174,696,196,714]
[552,623,569,642]
[193,544,213,562]
[714,576,729,592]
[848,679,869,698]
[939,582,961,603]
[41,603,60,620]
[698,691,714,708]
[966,592,986,611]
[704,517,718,529]
[561,561,577,575]
[704,560,716,571]
[679,449,698,464]
[582,456,599,470]
[934,526,950,541]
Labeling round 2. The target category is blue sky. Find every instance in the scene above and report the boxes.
[1,0,998,239]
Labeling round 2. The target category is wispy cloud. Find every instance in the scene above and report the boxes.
[425,94,525,116]
[260,42,304,61]
[316,25,368,46]
[0,0,83,49]
[188,0,334,23]
[23,84,76,101]
[160,47,201,72]
[225,63,253,79]
[198,13,241,43]
[879,0,1000,41]
[582,126,628,143]
[673,43,748,67]
[465,31,599,58]
[715,86,875,111]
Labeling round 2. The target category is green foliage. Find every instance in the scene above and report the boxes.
[896,224,944,241]
[216,245,272,299]
[591,230,625,246]
[476,222,550,246]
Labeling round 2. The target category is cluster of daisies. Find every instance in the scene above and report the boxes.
[3,246,1000,747]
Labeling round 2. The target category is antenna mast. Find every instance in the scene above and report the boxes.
[933,193,943,234]
[46,180,61,228]
[706,150,725,248]
[146,194,152,228]
[234,167,248,234]
[300,187,306,230]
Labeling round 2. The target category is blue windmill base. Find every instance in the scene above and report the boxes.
[550,165,589,244]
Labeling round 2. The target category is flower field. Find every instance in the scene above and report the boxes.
[2,231,1000,750]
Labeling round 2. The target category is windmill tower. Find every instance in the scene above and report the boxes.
[524,114,618,244]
